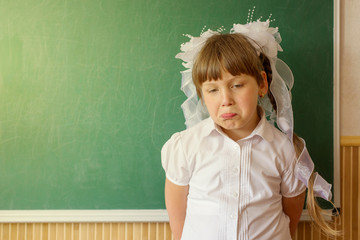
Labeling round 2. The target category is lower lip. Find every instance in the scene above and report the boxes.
[221,113,237,119]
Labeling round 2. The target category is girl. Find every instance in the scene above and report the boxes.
[162,20,338,240]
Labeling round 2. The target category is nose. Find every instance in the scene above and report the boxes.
[221,89,234,106]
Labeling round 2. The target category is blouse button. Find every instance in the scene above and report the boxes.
[232,192,239,198]
[230,213,238,219]
[232,167,239,174]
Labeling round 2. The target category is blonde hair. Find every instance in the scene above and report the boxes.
[193,33,341,237]
[293,135,341,237]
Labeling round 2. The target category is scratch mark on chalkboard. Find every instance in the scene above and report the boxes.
[150,95,159,147]
[0,136,21,145]
[52,140,78,152]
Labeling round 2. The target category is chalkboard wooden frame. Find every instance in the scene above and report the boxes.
[333,0,341,208]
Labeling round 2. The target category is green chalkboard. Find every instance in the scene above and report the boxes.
[0,0,333,209]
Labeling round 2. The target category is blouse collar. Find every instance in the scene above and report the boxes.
[202,107,275,143]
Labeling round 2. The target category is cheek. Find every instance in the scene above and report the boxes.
[203,96,218,114]
[236,91,259,107]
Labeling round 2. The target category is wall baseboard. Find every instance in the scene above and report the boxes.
[0,210,169,223]
[0,209,330,223]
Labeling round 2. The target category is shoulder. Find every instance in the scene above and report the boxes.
[262,120,295,162]
[270,123,291,146]
[161,118,214,186]
[163,118,214,146]
[261,120,290,144]
[162,117,214,153]
[255,110,291,151]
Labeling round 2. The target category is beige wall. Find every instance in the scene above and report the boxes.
[340,0,360,136]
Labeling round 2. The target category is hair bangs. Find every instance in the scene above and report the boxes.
[193,45,225,84]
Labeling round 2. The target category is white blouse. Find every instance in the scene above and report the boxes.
[161,112,306,240]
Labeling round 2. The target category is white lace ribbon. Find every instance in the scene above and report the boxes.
[180,69,209,128]
[175,19,332,201]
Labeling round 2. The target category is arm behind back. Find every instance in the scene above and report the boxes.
[165,178,189,240]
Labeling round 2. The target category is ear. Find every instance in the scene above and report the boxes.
[259,71,268,95]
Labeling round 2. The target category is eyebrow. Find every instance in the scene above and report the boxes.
[202,76,245,86]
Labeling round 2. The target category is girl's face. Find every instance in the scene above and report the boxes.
[201,71,268,141]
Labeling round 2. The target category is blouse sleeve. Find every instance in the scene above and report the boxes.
[281,147,306,198]
[161,132,190,186]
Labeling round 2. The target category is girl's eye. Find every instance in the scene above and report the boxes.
[208,88,218,93]
[233,84,243,88]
